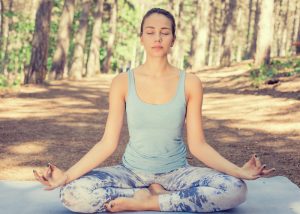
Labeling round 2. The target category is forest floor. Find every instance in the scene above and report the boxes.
[0,61,299,187]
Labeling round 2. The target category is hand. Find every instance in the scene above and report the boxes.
[33,163,68,191]
[237,154,276,180]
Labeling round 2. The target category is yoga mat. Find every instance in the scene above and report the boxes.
[0,176,299,214]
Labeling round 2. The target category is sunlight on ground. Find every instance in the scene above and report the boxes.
[203,89,299,135]
[0,166,42,181]
[8,142,45,154]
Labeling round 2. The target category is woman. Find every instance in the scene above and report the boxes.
[33,8,275,213]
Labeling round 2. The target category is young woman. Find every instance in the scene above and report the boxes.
[33,8,275,213]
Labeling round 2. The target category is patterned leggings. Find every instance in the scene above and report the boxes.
[59,164,247,213]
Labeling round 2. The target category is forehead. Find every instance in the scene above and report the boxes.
[143,13,172,29]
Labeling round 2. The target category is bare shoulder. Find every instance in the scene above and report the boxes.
[185,73,203,95]
[110,72,128,100]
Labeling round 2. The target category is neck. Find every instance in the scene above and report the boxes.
[142,56,172,77]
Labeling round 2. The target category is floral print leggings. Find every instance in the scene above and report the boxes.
[59,164,247,213]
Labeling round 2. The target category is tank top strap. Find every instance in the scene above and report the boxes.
[176,70,186,104]
[127,69,135,97]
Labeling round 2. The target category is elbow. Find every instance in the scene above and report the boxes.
[98,138,118,154]
[188,141,207,157]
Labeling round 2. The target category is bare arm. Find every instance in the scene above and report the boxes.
[185,74,274,180]
[64,73,127,183]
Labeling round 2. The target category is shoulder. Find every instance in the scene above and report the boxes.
[110,72,128,100]
[185,73,203,99]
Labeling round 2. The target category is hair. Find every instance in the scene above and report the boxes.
[140,8,176,38]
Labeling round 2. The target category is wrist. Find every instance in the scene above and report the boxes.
[63,172,71,185]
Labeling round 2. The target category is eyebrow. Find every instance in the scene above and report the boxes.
[145,26,171,30]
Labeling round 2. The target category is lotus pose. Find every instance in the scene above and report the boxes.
[33,8,275,213]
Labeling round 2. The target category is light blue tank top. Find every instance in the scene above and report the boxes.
[122,69,188,174]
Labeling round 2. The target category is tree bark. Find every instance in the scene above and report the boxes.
[192,0,210,71]
[220,0,237,67]
[248,0,260,59]
[254,0,274,66]
[102,0,117,73]
[169,0,184,69]
[69,0,91,79]
[1,0,13,75]
[49,0,75,80]
[24,0,53,84]
[235,1,247,62]
[0,0,3,43]
[86,0,103,77]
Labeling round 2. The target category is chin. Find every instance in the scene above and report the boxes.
[149,51,169,58]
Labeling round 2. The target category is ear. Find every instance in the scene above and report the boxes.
[140,35,144,46]
[170,36,176,47]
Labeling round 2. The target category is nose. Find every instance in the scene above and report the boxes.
[154,33,162,42]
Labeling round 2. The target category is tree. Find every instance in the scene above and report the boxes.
[169,0,184,69]
[86,0,104,77]
[102,0,117,73]
[191,0,210,71]
[220,0,237,67]
[69,0,91,79]
[254,0,274,66]
[0,0,3,44]
[24,0,53,84]
[49,0,75,80]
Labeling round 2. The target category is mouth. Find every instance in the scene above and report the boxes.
[152,46,163,49]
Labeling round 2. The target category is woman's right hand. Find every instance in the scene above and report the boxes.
[33,163,68,191]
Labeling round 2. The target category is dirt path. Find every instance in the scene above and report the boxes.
[0,64,299,187]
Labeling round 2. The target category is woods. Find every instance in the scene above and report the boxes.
[0,0,299,86]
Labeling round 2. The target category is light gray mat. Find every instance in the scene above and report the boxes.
[0,176,299,214]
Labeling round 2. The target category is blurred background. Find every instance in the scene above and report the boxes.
[0,0,299,86]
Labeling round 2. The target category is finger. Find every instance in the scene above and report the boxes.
[257,164,266,174]
[261,168,276,176]
[249,154,256,165]
[33,170,50,186]
[44,166,52,180]
[48,163,56,171]
[254,154,262,168]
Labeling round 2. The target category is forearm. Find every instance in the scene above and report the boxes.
[65,140,115,183]
[191,142,241,177]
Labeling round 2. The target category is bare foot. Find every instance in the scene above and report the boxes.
[148,183,169,195]
[104,189,159,212]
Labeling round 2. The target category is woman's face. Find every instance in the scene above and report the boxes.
[140,13,175,57]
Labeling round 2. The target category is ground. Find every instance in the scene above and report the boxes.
[0,61,299,187]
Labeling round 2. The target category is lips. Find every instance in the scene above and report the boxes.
[152,46,163,49]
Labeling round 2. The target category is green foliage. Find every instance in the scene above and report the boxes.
[0,12,34,88]
[0,75,9,88]
[249,58,300,88]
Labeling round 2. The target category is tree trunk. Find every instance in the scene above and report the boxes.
[1,0,13,75]
[49,0,75,80]
[24,0,53,84]
[86,0,103,77]
[0,0,3,44]
[192,0,210,71]
[291,0,300,55]
[235,1,247,62]
[254,0,274,66]
[69,0,91,79]
[169,0,184,69]
[220,0,237,67]
[248,0,260,59]
[102,0,117,73]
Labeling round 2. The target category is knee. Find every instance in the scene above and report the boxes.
[229,179,248,207]
[60,183,107,213]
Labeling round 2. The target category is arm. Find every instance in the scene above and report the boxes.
[34,73,128,189]
[64,73,127,183]
[185,74,274,179]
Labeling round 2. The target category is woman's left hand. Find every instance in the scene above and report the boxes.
[237,154,276,180]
